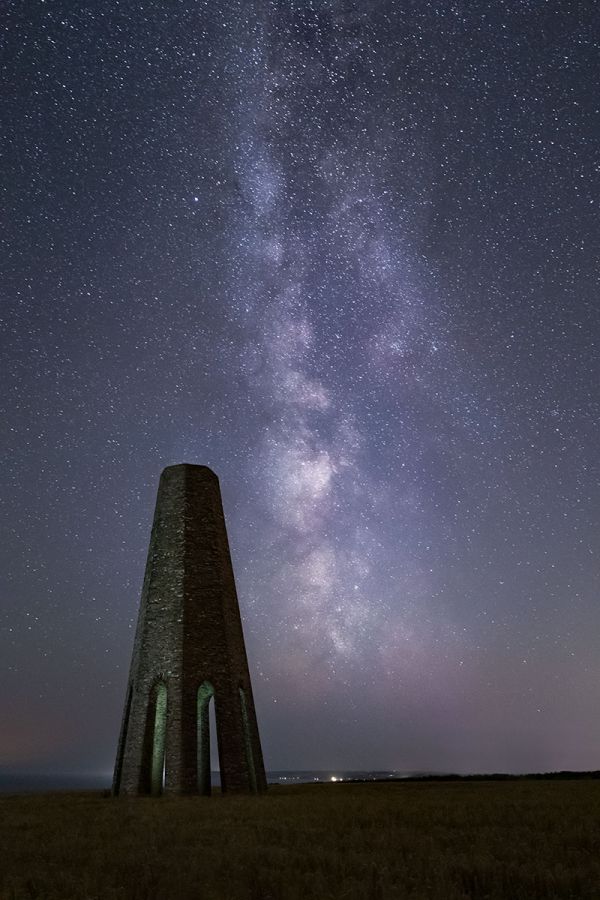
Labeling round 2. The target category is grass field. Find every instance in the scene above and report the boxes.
[2,780,600,899]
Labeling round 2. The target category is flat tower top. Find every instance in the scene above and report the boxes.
[161,463,219,480]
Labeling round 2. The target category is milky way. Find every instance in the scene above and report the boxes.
[2,1,599,775]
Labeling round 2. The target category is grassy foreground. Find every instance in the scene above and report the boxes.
[2,781,600,899]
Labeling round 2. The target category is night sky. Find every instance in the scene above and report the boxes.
[2,1,599,779]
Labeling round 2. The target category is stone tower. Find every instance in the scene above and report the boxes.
[113,464,267,796]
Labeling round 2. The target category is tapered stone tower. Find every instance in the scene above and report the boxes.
[113,464,266,796]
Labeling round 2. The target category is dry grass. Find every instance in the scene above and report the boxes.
[2,780,600,899]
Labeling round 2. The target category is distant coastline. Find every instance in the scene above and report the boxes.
[2,769,599,793]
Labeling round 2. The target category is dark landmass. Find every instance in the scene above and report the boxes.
[2,780,600,899]
[341,770,600,783]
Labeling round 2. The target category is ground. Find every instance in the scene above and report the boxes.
[2,780,600,899]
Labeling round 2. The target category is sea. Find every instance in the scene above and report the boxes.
[0,770,411,793]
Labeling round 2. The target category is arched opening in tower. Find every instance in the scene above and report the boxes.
[149,681,167,796]
[197,681,216,795]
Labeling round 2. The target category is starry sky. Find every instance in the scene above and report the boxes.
[2,0,599,778]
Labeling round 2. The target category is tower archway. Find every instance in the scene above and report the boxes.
[139,680,167,795]
[197,681,215,795]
